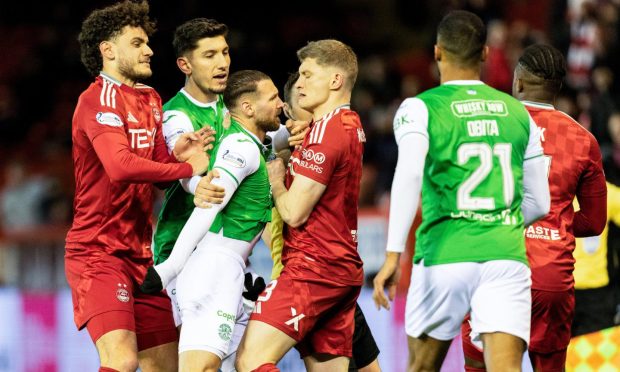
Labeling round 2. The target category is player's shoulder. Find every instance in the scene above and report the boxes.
[220,132,260,153]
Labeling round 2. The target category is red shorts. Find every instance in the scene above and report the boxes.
[530,288,574,353]
[461,288,574,371]
[65,248,177,351]
[250,263,361,358]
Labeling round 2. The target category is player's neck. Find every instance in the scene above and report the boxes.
[184,79,218,104]
[439,64,481,84]
[231,114,266,142]
[101,68,137,88]
[520,88,555,106]
[312,94,351,120]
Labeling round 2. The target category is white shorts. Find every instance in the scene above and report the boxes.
[405,260,531,346]
[165,277,181,327]
[176,246,248,359]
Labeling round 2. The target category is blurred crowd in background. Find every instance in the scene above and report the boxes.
[1,0,620,331]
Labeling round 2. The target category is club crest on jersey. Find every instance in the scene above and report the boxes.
[222,149,246,168]
[116,283,130,303]
[96,112,124,127]
[218,323,232,341]
[152,107,161,123]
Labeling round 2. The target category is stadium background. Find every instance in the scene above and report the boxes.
[1,0,620,370]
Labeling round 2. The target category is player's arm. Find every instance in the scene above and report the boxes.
[269,160,326,228]
[521,116,550,226]
[85,104,207,182]
[374,98,428,310]
[573,139,607,237]
[141,136,259,293]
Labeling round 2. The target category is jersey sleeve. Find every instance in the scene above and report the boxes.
[162,110,194,154]
[211,134,260,187]
[80,90,128,142]
[393,97,429,145]
[608,183,620,226]
[573,138,607,237]
[294,122,343,185]
[524,115,544,160]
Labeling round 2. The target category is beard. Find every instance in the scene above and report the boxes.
[118,57,152,82]
[256,115,281,133]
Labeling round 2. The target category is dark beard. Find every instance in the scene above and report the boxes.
[118,60,151,82]
[257,117,280,132]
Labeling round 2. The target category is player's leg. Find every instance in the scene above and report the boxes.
[461,315,487,371]
[471,260,531,372]
[176,248,246,372]
[302,284,361,372]
[133,264,179,372]
[408,335,452,372]
[235,320,297,371]
[348,304,381,372]
[65,250,140,372]
[527,288,575,372]
[304,353,350,372]
[405,261,476,371]
[480,332,525,372]
[91,321,139,372]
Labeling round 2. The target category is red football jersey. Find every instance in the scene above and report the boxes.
[66,74,192,259]
[282,106,365,286]
[524,101,606,291]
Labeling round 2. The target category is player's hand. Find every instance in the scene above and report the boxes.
[186,151,210,176]
[194,169,225,208]
[267,158,286,185]
[373,252,402,310]
[173,127,216,162]
[242,272,266,302]
[286,119,309,149]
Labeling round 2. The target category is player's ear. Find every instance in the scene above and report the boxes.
[481,45,489,62]
[241,100,254,117]
[330,73,344,90]
[177,57,192,75]
[99,41,115,61]
[434,44,441,62]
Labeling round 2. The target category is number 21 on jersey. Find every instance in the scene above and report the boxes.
[456,142,514,211]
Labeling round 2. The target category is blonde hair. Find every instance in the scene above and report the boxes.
[297,39,358,90]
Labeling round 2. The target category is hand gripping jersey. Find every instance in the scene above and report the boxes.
[523,101,606,291]
[395,81,544,266]
[66,74,192,259]
[153,90,228,264]
[282,105,365,286]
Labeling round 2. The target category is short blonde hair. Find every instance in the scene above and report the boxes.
[297,39,358,90]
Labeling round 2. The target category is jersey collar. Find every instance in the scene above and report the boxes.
[443,80,484,85]
[180,89,219,109]
[230,119,274,160]
[522,100,555,110]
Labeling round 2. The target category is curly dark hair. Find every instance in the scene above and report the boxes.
[78,1,156,76]
[173,18,228,58]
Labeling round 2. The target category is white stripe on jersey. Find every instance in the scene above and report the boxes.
[111,87,117,108]
[100,79,107,106]
[309,120,323,144]
[317,115,330,143]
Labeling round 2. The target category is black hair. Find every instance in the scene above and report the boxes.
[173,18,228,57]
[437,10,486,68]
[518,44,566,85]
[223,70,270,110]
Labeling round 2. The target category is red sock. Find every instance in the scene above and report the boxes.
[99,368,120,372]
[252,362,280,372]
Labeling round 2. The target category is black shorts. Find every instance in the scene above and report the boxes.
[348,303,380,371]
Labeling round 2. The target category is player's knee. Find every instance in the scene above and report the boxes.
[102,357,138,372]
